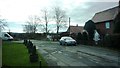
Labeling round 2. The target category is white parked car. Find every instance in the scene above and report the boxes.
[0,32,13,41]
[59,36,76,46]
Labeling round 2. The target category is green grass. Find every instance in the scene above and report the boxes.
[2,41,48,67]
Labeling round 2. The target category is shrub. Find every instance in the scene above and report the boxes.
[82,32,88,45]
[76,32,82,44]
[103,34,120,48]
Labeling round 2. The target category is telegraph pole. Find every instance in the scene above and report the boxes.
[119,0,120,12]
[69,17,70,35]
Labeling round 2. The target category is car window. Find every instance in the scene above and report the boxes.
[66,38,73,40]
[4,34,9,37]
[61,37,73,40]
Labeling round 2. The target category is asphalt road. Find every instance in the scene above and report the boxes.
[31,40,119,67]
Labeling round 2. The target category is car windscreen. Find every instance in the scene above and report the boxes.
[4,34,9,37]
[65,38,73,40]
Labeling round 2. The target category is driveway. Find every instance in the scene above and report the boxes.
[31,40,119,67]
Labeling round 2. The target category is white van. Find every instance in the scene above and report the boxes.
[0,32,13,41]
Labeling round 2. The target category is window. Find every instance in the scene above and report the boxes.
[105,22,110,29]
[4,34,9,37]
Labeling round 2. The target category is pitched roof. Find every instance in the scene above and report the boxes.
[67,26,84,34]
[92,6,119,23]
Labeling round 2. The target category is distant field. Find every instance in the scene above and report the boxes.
[2,41,47,68]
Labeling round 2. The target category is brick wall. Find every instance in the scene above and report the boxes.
[95,20,114,35]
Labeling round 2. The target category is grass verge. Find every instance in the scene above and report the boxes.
[2,41,48,68]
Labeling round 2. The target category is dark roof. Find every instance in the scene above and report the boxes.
[92,6,119,23]
[67,26,84,34]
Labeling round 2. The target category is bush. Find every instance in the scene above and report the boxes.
[76,32,82,44]
[110,34,120,48]
[103,34,120,48]
[82,32,88,45]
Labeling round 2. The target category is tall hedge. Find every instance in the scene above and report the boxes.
[114,11,120,33]
[84,20,96,40]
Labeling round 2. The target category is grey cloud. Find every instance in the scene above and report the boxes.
[66,2,118,25]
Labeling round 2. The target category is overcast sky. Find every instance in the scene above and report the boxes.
[0,0,119,33]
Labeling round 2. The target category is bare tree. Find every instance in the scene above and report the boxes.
[53,7,67,37]
[23,24,33,33]
[23,15,40,33]
[41,9,50,34]
[0,16,7,32]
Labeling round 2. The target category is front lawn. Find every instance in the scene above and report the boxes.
[2,41,47,67]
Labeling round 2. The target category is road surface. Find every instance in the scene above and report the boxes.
[31,40,119,67]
